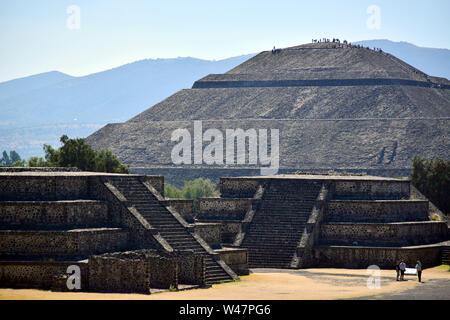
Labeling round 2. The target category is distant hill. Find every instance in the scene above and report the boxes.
[0,71,73,101]
[1,39,449,159]
[0,54,254,158]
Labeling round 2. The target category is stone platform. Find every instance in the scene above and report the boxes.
[0,171,242,293]
[195,174,449,269]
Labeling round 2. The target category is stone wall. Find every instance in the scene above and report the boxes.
[320,221,448,246]
[89,250,179,292]
[217,221,243,244]
[168,199,194,223]
[313,245,442,268]
[194,223,222,249]
[0,228,130,259]
[130,167,411,188]
[216,248,249,275]
[141,175,165,197]
[0,175,89,201]
[331,180,410,200]
[0,261,88,290]
[176,251,206,285]
[88,256,152,293]
[220,178,262,198]
[197,198,252,220]
[0,200,109,229]
[324,200,429,222]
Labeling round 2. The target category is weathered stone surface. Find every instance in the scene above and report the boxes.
[168,199,194,223]
[319,221,448,246]
[0,228,130,260]
[325,200,429,222]
[193,223,222,249]
[197,198,252,220]
[215,247,249,275]
[0,261,88,290]
[313,244,442,268]
[0,200,109,229]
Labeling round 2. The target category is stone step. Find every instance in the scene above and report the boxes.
[108,177,235,283]
[240,181,322,268]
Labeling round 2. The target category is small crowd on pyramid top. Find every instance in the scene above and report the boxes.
[269,38,428,78]
[271,38,384,55]
[313,38,383,52]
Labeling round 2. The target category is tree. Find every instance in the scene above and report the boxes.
[94,150,129,173]
[410,157,450,214]
[1,151,10,166]
[58,135,96,171]
[16,135,129,173]
[9,151,21,164]
[12,159,26,167]
[27,156,47,167]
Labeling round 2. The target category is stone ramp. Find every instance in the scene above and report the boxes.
[106,176,237,285]
[241,179,322,268]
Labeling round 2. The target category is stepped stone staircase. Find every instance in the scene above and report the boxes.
[240,180,322,268]
[106,176,236,285]
[442,246,450,265]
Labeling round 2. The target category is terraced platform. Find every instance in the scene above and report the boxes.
[0,171,238,292]
[195,174,449,269]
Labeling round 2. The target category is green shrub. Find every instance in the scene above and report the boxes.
[411,157,449,214]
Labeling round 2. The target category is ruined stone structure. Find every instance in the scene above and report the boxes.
[197,174,449,269]
[0,171,245,293]
[0,170,448,294]
[86,42,450,185]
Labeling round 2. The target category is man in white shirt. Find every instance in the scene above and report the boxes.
[399,261,406,281]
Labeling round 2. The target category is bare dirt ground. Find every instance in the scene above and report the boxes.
[1,266,449,300]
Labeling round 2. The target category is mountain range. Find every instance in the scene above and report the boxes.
[0,39,449,159]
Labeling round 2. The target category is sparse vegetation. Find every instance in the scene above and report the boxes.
[165,178,219,213]
[164,178,219,200]
[168,284,177,292]
[430,213,441,221]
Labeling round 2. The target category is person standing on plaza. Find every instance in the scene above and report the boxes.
[395,261,400,281]
[399,260,406,281]
[415,260,423,282]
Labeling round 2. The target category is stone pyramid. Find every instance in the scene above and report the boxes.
[86,42,450,181]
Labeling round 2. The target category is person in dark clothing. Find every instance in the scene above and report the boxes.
[415,260,423,282]
[395,261,400,281]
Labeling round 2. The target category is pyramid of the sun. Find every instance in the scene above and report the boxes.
[86,42,450,181]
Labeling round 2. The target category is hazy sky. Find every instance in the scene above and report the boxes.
[0,0,449,82]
